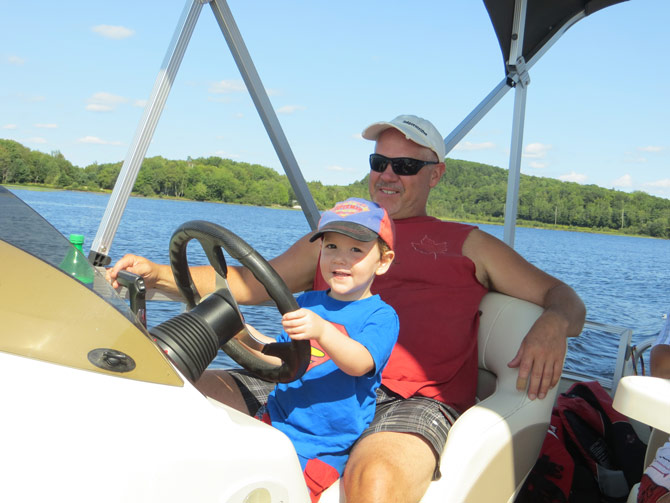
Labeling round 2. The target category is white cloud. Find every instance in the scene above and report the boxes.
[86,104,113,112]
[34,123,57,129]
[645,179,670,188]
[638,145,664,153]
[612,174,633,187]
[625,155,647,163]
[7,55,25,65]
[2,124,17,130]
[76,136,122,145]
[558,171,587,183]
[528,161,546,169]
[133,99,147,108]
[209,80,246,94]
[91,25,134,40]
[86,92,128,112]
[18,94,45,103]
[523,142,552,158]
[277,105,306,115]
[326,165,355,173]
[214,150,240,159]
[454,141,495,151]
[25,137,47,144]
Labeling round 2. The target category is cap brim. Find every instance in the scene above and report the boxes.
[309,221,378,243]
[361,122,394,141]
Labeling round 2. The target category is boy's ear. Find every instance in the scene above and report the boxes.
[375,250,395,276]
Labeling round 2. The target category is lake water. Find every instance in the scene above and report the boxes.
[8,187,670,381]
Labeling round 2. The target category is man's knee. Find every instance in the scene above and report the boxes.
[343,433,435,502]
[343,453,396,502]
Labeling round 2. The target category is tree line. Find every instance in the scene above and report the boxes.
[1,138,669,238]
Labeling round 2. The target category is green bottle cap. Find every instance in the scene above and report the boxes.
[69,234,85,246]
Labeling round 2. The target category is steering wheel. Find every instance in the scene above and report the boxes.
[148,220,310,384]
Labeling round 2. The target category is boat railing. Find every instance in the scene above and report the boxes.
[561,320,637,396]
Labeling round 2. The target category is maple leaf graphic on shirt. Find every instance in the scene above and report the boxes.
[411,235,449,259]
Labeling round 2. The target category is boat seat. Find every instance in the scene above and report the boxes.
[614,375,670,503]
[321,291,557,503]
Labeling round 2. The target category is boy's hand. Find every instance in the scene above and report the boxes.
[282,308,327,341]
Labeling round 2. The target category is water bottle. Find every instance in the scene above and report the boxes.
[59,233,95,287]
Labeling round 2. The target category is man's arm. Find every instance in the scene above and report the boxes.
[463,229,586,400]
[107,232,322,304]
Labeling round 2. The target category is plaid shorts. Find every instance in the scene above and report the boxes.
[359,385,459,480]
[228,370,459,480]
[228,369,275,416]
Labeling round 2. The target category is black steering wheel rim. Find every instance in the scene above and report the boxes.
[167,220,310,383]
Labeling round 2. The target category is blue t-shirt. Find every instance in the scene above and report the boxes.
[266,290,399,475]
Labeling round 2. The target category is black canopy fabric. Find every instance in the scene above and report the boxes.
[483,0,627,73]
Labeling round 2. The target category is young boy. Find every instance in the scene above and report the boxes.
[244,197,398,502]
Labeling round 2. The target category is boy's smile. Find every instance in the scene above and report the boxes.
[320,232,393,302]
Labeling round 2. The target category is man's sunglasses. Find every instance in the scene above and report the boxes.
[369,153,438,176]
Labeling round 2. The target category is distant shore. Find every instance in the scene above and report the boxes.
[4,183,660,240]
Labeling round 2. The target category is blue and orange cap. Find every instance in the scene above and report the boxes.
[309,198,395,250]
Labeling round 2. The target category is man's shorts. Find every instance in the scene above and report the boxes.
[358,385,459,480]
[228,370,459,480]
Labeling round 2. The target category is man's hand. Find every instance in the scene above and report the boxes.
[106,254,162,290]
[507,311,568,400]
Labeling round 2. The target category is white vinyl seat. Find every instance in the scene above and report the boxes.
[321,292,558,503]
[613,375,670,503]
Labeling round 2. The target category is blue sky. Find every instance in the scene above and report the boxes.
[2,1,668,199]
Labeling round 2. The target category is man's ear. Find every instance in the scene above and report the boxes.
[429,162,445,188]
[376,250,395,275]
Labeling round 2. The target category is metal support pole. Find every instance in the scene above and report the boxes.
[441,10,585,162]
[502,0,529,248]
[443,78,511,156]
[209,0,320,229]
[503,80,528,247]
[89,0,206,265]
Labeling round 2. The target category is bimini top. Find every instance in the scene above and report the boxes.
[484,0,628,73]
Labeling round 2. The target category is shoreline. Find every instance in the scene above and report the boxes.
[4,183,663,240]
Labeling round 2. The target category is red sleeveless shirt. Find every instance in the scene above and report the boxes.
[314,216,487,412]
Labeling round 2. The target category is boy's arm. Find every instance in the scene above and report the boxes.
[282,309,374,376]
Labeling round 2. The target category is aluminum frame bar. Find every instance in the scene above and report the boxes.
[208,0,320,229]
[503,81,528,247]
[89,0,205,265]
[441,9,587,248]
[502,0,529,248]
[443,78,511,155]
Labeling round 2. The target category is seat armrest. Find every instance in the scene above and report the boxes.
[613,376,670,434]
[422,292,555,503]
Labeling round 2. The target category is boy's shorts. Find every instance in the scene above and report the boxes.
[228,370,339,502]
[227,369,459,480]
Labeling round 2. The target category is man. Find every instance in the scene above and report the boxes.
[108,114,586,502]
